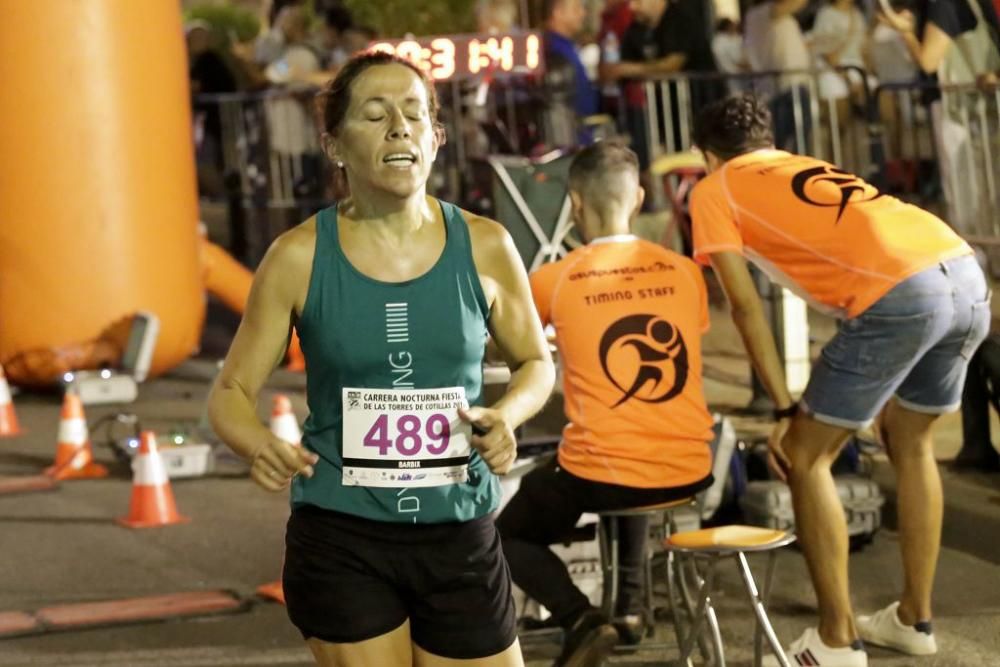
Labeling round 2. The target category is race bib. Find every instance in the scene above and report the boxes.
[341,387,472,488]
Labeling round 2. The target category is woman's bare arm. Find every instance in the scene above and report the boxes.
[208,222,318,490]
[462,215,555,474]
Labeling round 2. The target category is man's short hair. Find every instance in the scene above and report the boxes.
[568,141,640,205]
[692,94,774,161]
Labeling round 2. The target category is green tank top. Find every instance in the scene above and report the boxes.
[291,200,500,523]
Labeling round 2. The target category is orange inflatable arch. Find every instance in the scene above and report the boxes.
[0,1,204,379]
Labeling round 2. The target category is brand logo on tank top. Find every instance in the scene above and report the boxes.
[385,303,415,389]
[385,302,409,343]
[598,314,688,408]
[385,301,419,519]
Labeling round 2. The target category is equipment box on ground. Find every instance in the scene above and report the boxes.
[739,475,885,547]
[158,444,215,479]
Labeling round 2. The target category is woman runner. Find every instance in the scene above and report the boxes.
[208,51,555,666]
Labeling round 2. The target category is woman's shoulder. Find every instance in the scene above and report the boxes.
[281,214,319,247]
[438,199,521,273]
[462,210,518,263]
[466,212,509,243]
[262,215,319,274]
[442,201,510,247]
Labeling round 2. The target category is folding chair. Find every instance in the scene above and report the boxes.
[487,151,582,271]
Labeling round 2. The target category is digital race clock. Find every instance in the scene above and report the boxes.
[368,32,544,81]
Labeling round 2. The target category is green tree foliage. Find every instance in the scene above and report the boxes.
[184,3,262,44]
[341,0,478,38]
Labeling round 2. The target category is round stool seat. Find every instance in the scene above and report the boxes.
[650,149,706,176]
[581,113,615,127]
[597,497,696,518]
[666,525,796,553]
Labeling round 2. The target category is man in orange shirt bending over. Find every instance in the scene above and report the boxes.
[497,141,714,666]
[690,94,990,667]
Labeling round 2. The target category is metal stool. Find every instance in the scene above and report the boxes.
[595,498,697,648]
[664,525,796,667]
[649,150,706,255]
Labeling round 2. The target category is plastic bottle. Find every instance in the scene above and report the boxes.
[601,31,620,97]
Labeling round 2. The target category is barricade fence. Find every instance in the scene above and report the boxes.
[194,75,553,265]
[875,79,1000,243]
[194,87,331,265]
[635,67,882,184]
[193,68,1000,267]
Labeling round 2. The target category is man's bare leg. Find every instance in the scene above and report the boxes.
[879,399,942,624]
[784,414,857,646]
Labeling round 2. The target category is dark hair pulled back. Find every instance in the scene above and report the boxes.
[317,50,440,136]
[315,51,441,199]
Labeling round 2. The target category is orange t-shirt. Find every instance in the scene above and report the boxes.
[530,236,713,489]
[691,150,971,318]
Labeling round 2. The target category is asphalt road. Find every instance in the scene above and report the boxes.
[2,305,999,666]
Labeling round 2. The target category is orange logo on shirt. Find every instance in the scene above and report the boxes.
[791,166,883,223]
[598,314,688,408]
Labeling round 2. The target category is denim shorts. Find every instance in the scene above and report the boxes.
[801,254,991,430]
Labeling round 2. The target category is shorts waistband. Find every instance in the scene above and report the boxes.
[290,503,494,545]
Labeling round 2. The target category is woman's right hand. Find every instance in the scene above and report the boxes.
[250,437,319,492]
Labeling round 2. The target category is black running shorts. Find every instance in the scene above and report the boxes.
[283,504,517,660]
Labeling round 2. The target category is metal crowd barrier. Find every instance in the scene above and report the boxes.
[193,76,559,265]
[875,79,1000,243]
[194,88,328,207]
[633,67,882,184]
[193,70,1000,266]
[193,87,331,265]
[634,68,1000,246]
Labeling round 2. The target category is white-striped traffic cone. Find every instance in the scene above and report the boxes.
[269,395,301,445]
[45,392,107,480]
[0,364,21,438]
[117,431,189,528]
[256,394,301,605]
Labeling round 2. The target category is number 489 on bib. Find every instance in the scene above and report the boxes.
[363,413,451,457]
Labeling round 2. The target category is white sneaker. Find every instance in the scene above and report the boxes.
[763,627,868,667]
[857,601,937,656]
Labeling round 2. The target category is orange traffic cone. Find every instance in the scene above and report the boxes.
[0,364,21,437]
[257,394,300,605]
[286,333,305,372]
[45,392,108,480]
[269,395,301,445]
[117,431,189,528]
[255,579,286,605]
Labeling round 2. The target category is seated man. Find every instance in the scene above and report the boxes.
[690,94,988,666]
[497,141,714,666]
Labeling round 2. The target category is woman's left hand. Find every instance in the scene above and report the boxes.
[459,406,517,475]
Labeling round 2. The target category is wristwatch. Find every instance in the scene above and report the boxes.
[773,403,799,421]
